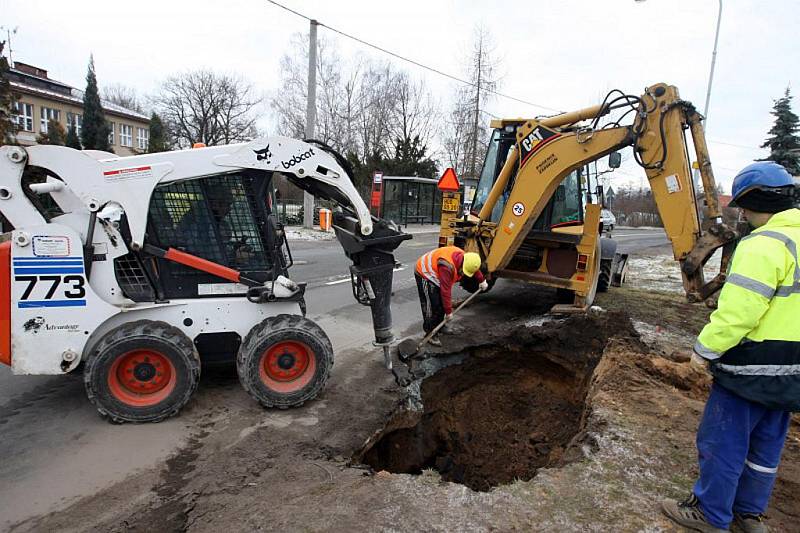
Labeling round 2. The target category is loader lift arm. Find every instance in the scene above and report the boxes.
[468,83,738,304]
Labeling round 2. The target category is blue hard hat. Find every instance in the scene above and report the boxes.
[729,162,795,207]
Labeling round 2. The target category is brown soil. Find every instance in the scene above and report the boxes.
[360,312,623,491]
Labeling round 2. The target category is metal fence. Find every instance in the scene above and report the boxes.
[274,198,337,226]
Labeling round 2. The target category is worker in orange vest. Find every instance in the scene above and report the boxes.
[415,246,488,345]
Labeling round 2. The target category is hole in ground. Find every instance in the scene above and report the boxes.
[359,314,618,492]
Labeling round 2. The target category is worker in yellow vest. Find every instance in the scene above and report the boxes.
[414,246,488,346]
[663,162,800,533]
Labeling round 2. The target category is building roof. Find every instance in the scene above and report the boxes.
[718,194,733,208]
[9,64,149,123]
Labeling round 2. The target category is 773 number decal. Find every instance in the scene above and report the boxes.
[14,275,86,300]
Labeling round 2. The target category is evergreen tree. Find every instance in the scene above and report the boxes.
[147,112,169,153]
[80,55,110,151]
[384,136,438,179]
[759,87,800,175]
[37,119,66,146]
[66,122,82,149]
[0,41,16,146]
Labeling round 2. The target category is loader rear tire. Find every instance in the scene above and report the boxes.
[84,320,200,424]
[237,314,333,409]
[597,258,613,293]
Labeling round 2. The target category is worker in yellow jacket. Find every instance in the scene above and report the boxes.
[663,162,800,533]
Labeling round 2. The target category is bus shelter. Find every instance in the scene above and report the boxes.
[371,176,444,226]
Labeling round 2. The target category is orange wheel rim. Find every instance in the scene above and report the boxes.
[107,349,177,407]
[258,341,316,393]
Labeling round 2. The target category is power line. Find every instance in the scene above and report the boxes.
[265,1,769,153]
[707,138,763,151]
[264,0,561,113]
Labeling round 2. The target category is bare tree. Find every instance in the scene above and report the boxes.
[388,72,439,148]
[271,33,346,147]
[270,34,439,170]
[443,26,500,180]
[155,70,262,148]
[102,83,144,114]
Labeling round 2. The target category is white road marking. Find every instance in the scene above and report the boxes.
[325,267,405,286]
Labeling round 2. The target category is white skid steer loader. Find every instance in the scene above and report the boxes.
[0,138,409,423]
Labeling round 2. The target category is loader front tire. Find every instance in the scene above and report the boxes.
[237,315,333,409]
[597,258,613,293]
[84,320,200,423]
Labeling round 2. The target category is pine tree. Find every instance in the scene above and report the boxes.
[147,112,169,153]
[759,87,800,175]
[37,119,67,146]
[66,122,82,149]
[80,55,110,151]
[0,41,16,146]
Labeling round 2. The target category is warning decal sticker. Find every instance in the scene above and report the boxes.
[103,166,153,182]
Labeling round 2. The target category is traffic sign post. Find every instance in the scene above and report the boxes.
[437,168,462,247]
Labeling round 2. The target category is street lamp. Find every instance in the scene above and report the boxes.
[635,1,723,130]
[703,0,723,131]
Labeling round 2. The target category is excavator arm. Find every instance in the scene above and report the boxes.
[472,83,738,303]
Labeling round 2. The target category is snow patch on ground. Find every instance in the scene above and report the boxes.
[284,227,336,241]
[625,249,722,293]
[632,319,695,361]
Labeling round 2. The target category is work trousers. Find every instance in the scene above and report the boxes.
[415,272,444,334]
[693,382,791,529]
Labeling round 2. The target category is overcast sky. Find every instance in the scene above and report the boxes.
[3,0,799,192]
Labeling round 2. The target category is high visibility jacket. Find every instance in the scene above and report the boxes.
[416,246,464,286]
[694,208,800,411]
[415,246,484,314]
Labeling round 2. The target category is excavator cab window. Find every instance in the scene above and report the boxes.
[471,128,517,221]
[530,169,584,231]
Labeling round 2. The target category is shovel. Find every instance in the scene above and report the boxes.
[397,289,482,361]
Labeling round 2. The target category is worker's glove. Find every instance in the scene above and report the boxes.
[445,313,453,321]
[479,281,489,292]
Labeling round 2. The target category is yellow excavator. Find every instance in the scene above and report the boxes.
[440,82,740,310]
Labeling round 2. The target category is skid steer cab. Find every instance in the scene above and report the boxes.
[0,138,408,423]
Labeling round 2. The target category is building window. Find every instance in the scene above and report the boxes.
[13,102,34,132]
[40,107,61,134]
[108,122,115,145]
[67,113,83,136]
[120,124,133,147]
[136,127,149,150]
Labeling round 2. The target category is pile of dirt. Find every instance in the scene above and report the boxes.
[360,311,639,491]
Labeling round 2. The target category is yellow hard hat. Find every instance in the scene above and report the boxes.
[462,252,481,277]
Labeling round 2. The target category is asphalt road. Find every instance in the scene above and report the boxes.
[0,226,668,529]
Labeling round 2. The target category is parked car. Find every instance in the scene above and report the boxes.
[601,209,616,232]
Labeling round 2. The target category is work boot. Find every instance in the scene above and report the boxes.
[661,494,729,532]
[731,513,768,533]
[427,335,442,347]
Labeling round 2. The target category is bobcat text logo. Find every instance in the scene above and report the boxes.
[521,129,546,152]
[281,148,315,170]
[253,145,272,162]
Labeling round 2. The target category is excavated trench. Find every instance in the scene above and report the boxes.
[359,313,626,492]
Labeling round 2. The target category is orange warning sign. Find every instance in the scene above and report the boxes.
[437,168,461,192]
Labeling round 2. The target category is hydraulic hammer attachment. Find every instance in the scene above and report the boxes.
[332,212,412,369]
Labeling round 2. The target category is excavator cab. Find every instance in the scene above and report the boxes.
[471,127,592,233]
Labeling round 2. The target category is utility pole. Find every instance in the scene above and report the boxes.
[303,19,318,229]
